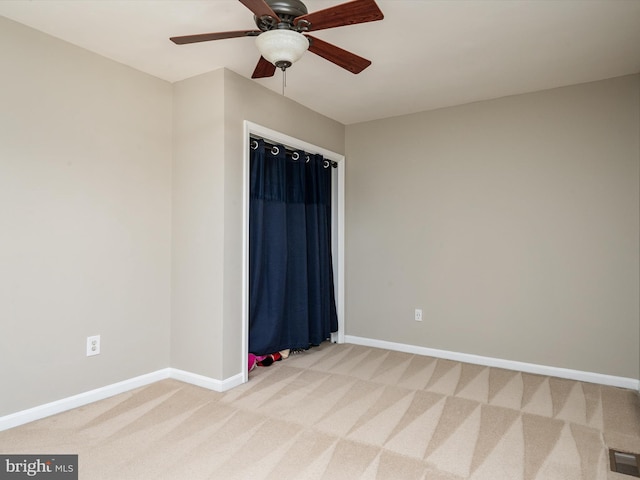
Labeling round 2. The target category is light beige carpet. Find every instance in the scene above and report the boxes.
[1,343,639,479]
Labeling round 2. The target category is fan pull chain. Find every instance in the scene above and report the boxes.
[281,68,287,96]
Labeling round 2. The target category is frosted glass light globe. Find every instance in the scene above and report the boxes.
[255,29,309,69]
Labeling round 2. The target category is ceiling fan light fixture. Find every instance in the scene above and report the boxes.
[255,29,309,70]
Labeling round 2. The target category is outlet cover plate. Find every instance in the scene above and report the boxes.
[87,335,101,356]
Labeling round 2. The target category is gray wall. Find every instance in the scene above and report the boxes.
[346,75,640,379]
[171,69,226,379]
[0,17,173,416]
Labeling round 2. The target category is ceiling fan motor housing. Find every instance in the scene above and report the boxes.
[255,0,309,30]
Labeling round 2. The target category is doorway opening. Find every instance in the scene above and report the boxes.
[241,121,345,383]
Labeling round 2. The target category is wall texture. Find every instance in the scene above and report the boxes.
[345,75,640,380]
[0,17,173,416]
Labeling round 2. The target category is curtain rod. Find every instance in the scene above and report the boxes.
[250,136,337,168]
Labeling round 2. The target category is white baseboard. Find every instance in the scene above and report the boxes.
[169,368,245,392]
[0,369,171,432]
[4,338,635,433]
[345,335,640,391]
[0,368,246,432]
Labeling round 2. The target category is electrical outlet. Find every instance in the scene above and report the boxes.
[86,335,101,356]
[415,309,423,321]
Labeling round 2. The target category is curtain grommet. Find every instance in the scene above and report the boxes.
[271,146,280,155]
[292,151,300,161]
[251,140,259,150]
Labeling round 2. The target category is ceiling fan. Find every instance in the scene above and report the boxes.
[170,0,384,79]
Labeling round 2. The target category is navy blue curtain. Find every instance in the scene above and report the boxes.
[249,138,338,355]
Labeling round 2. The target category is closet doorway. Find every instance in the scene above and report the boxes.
[241,121,345,383]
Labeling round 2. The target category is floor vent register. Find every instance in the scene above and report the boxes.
[610,449,640,477]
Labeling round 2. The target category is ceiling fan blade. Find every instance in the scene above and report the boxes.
[306,35,371,74]
[295,0,383,32]
[238,0,281,22]
[170,30,260,45]
[251,56,277,78]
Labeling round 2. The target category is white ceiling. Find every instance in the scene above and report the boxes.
[1,0,639,125]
